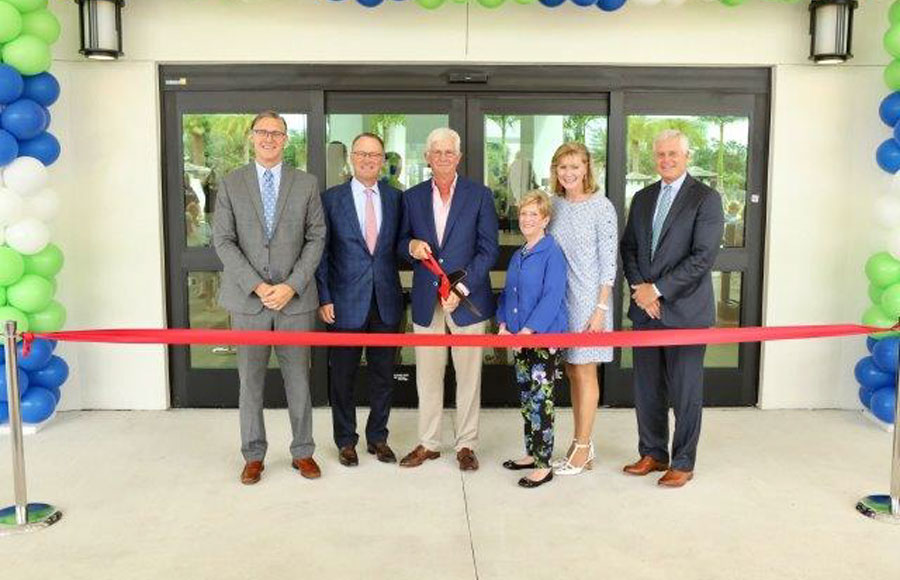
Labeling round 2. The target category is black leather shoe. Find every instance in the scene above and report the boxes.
[502,459,536,471]
[518,470,553,489]
[366,441,397,464]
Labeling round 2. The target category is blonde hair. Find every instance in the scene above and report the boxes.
[549,142,598,196]
[518,190,552,219]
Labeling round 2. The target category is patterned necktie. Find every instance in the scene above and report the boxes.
[364,188,378,254]
[651,183,674,259]
[262,168,277,239]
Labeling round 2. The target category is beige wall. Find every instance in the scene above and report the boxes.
[46,0,889,409]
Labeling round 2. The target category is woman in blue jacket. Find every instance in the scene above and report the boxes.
[497,191,568,488]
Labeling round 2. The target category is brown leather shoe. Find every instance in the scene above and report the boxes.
[366,441,397,464]
[399,445,440,468]
[623,455,669,476]
[658,469,693,488]
[338,446,358,467]
[456,447,479,472]
[240,460,264,485]
[291,456,322,479]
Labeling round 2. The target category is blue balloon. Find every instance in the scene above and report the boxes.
[22,73,60,108]
[0,401,7,424]
[17,339,54,372]
[45,385,60,404]
[0,128,18,166]
[18,131,59,165]
[0,65,24,105]
[539,0,567,6]
[28,356,69,390]
[596,0,626,9]
[881,93,900,128]
[877,139,900,173]
[859,384,877,409]
[571,0,596,6]
[873,337,900,373]
[867,336,878,353]
[356,0,384,5]
[0,99,47,141]
[20,387,55,424]
[854,356,895,392]
[870,388,897,424]
[0,368,30,402]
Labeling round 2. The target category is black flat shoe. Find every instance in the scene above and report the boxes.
[518,470,553,488]
[502,459,536,471]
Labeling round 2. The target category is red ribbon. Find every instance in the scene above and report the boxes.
[420,254,451,300]
[20,323,896,350]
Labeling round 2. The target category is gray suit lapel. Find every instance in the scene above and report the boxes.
[242,164,266,235]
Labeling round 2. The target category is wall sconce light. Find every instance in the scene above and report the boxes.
[75,0,124,60]
[809,0,858,64]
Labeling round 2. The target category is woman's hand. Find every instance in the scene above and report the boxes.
[584,309,606,333]
[497,323,510,335]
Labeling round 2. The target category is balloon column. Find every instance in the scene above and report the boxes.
[0,0,67,426]
[856,1,900,426]
[335,0,802,9]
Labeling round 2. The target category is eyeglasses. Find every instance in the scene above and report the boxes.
[252,129,287,140]
[351,151,384,160]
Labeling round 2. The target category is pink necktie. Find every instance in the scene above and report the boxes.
[364,188,377,254]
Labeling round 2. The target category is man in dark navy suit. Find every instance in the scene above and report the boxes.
[620,129,725,488]
[397,128,499,472]
[316,133,403,467]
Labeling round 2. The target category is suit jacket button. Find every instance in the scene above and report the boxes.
[433,281,438,287]
[438,258,443,264]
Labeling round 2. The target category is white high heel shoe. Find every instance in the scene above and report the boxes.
[552,441,595,476]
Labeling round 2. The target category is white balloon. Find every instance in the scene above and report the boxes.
[874,194,900,229]
[665,0,688,5]
[0,187,24,226]
[889,229,900,261]
[5,218,50,255]
[23,188,60,222]
[890,172,900,195]
[631,0,664,5]
[1,157,48,197]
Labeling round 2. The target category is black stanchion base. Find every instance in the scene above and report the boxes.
[0,503,62,535]
[856,495,900,524]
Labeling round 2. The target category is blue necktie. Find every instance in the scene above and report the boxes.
[262,169,277,239]
[651,184,674,259]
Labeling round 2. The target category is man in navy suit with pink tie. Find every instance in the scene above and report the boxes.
[316,133,403,467]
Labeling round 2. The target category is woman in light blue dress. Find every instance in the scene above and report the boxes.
[547,142,618,476]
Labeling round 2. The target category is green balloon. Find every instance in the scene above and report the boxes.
[0,247,25,286]
[869,283,886,305]
[881,283,900,318]
[0,287,6,307]
[27,299,64,332]
[0,305,29,332]
[416,0,446,8]
[720,0,746,6]
[5,0,47,12]
[892,1,900,25]
[477,0,505,7]
[886,60,900,91]
[23,243,63,278]
[0,2,23,44]
[1,34,50,75]
[886,27,900,59]
[21,9,59,45]
[863,304,895,328]
[7,273,52,313]
[865,252,900,288]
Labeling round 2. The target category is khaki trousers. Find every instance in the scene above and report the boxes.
[413,303,486,452]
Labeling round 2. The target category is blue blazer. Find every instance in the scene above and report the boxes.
[398,175,499,327]
[315,181,404,330]
[620,174,724,329]
[497,235,568,334]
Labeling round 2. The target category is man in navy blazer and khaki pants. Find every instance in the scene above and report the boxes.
[398,128,499,471]
[620,129,724,488]
[316,133,403,467]
[213,111,326,484]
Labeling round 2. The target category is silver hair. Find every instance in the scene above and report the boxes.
[426,127,461,154]
[653,129,691,155]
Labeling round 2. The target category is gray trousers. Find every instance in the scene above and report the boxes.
[232,309,315,462]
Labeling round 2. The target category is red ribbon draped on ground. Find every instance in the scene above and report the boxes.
[21,324,895,350]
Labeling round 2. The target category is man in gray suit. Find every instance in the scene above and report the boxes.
[213,111,326,484]
[620,129,724,488]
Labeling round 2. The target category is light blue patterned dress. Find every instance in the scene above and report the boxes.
[548,192,618,364]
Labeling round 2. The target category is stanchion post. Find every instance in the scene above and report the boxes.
[856,321,900,523]
[0,320,62,535]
